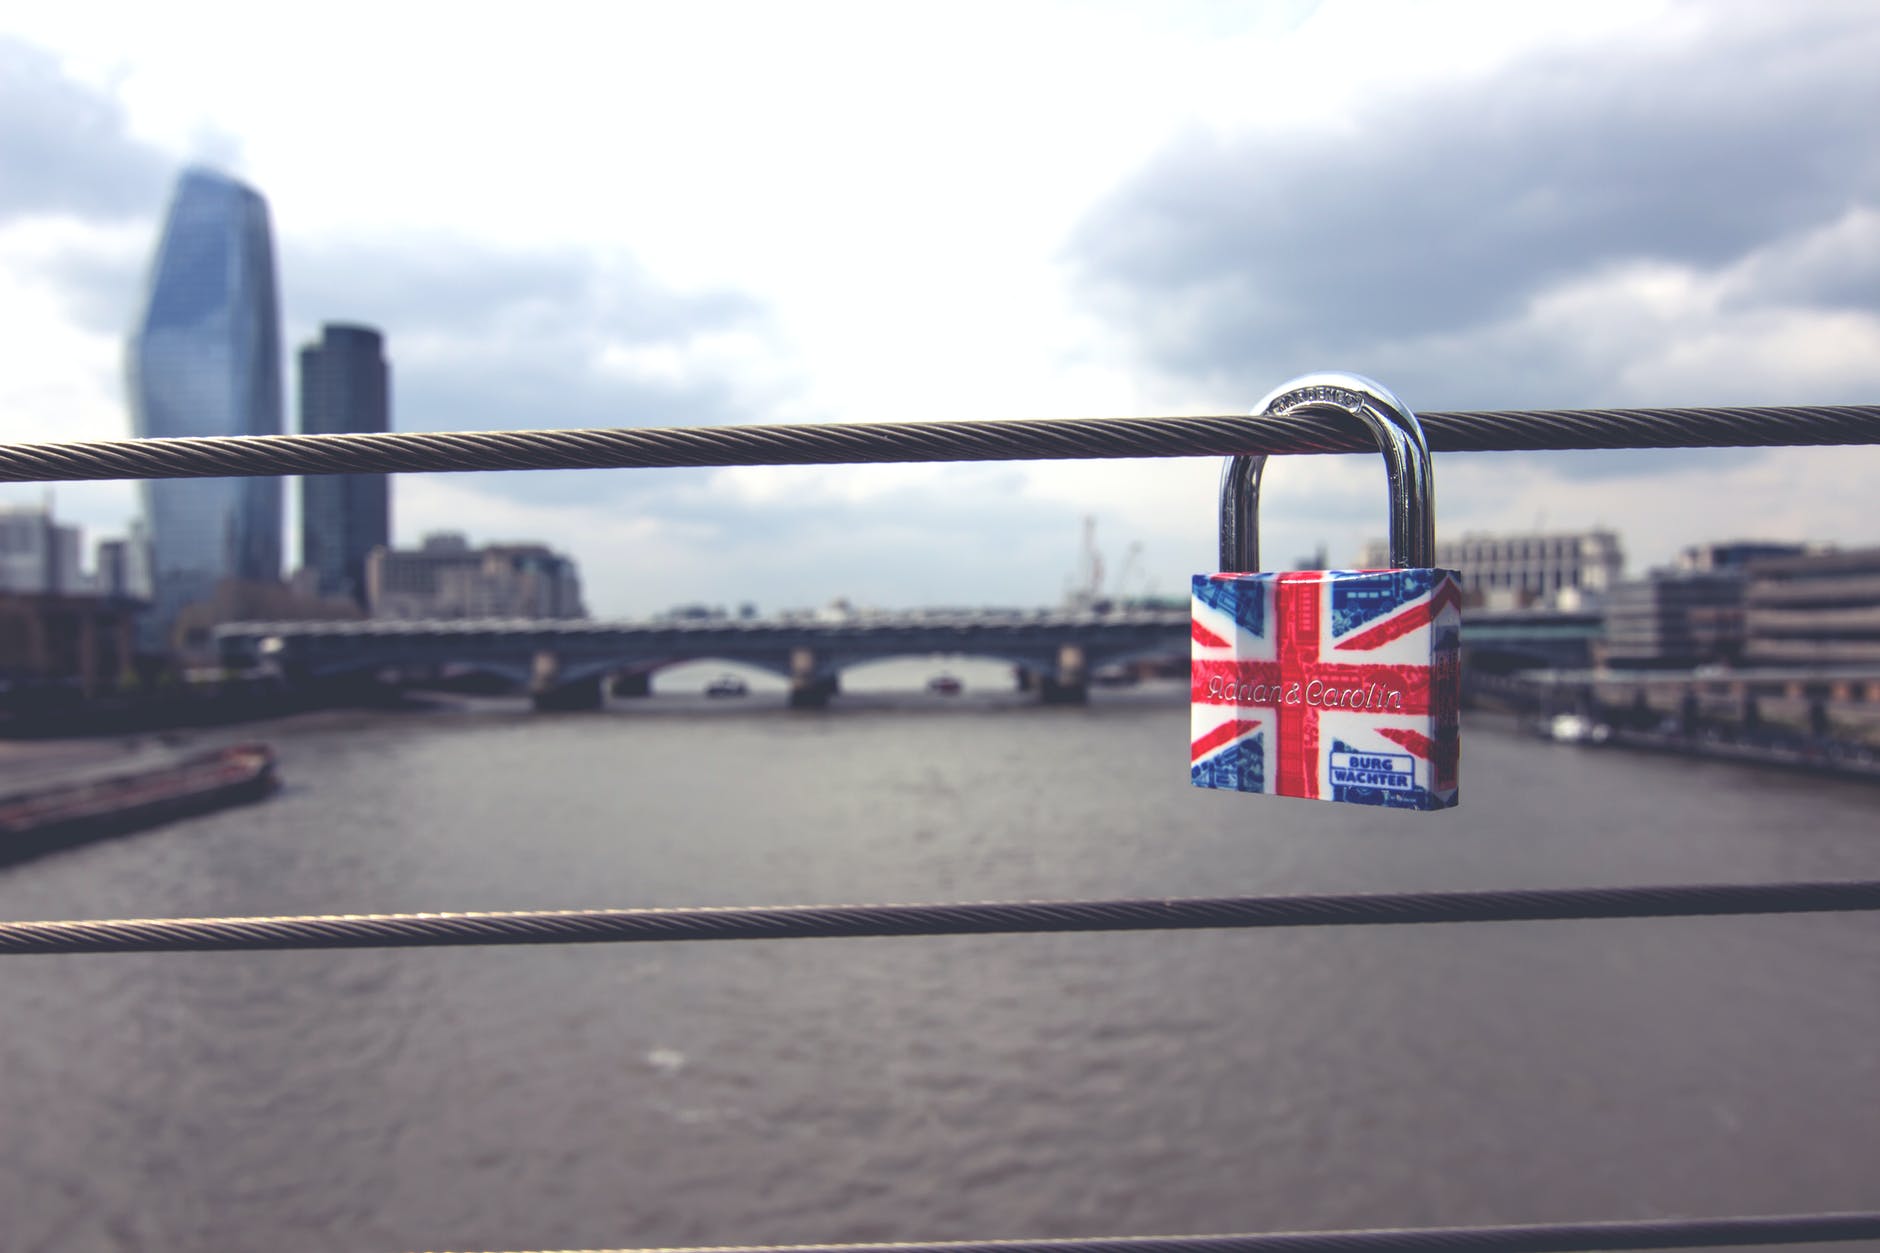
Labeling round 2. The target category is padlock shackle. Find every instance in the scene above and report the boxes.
[1218,372,1435,572]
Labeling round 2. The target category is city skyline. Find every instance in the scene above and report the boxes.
[1,4,1877,618]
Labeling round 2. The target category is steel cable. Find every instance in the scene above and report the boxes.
[436,1211,1880,1253]
[2,880,1875,956]
[0,404,1875,482]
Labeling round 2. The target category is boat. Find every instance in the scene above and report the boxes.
[705,675,749,699]
[927,674,963,696]
[0,743,278,864]
[1543,713,1613,745]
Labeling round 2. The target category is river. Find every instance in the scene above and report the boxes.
[1,664,1876,1253]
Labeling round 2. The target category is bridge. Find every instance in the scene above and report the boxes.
[215,609,1190,709]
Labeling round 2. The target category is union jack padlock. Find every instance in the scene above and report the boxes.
[1191,373,1461,810]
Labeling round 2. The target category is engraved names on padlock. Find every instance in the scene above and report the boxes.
[1202,673,1408,712]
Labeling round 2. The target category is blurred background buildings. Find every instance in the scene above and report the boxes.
[366,533,586,621]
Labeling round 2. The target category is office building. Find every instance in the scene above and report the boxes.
[1678,541,1809,573]
[94,540,129,598]
[0,506,85,594]
[367,533,587,620]
[1359,529,1624,608]
[1600,571,1749,668]
[127,167,284,640]
[1742,546,1880,667]
[299,324,390,605]
[93,520,153,601]
[1597,542,1844,669]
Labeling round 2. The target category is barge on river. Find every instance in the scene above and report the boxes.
[0,743,278,864]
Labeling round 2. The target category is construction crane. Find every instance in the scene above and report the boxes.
[1113,541,1145,605]
[1067,518,1147,610]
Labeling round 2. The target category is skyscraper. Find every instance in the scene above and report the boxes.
[299,324,390,605]
[128,167,284,642]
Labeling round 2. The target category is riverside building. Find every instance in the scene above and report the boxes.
[1598,542,1813,669]
[367,533,586,621]
[1359,529,1623,609]
[299,324,390,606]
[1599,572,1750,668]
[0,507,147,693]
[128,168,284,642]
[1742,546,1880,667]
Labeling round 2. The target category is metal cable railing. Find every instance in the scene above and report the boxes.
[0,403,1875,482]
[4,880,1877,956]
[6,403,1878,1251]
[438,1211,1880,1253]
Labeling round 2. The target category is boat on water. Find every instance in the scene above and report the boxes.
[1541,712,1614,745]
[927,674,963,696]
[705,675,749,699]
[0,743,278,864]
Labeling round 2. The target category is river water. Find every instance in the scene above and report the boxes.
[1,665,1876,1253]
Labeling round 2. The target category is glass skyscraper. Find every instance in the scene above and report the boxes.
[128,167,284,641]
[299,324,390,605]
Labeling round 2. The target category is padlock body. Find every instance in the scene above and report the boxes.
[1192,568,1461,810]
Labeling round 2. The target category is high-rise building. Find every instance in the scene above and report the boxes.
[299,324,390,605]
[128,167,284,641]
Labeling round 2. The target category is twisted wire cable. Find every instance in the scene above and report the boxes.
[436,1211,1880,1253]
[0,404,1875,482]
[3,880,1875,956]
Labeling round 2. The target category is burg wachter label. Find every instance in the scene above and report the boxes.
[1190,568,1461,811]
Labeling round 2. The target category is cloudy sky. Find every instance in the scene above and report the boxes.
[2,1,1877,616]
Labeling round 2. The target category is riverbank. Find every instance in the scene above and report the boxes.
[1478,680,1880,785]
[1596,723,1880,782]
[0,680,451,741]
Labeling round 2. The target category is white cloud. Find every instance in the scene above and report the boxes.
[0,220,141,446]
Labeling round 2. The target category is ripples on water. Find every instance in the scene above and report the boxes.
[1,670,1876,1252]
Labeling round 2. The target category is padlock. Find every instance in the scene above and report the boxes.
[1191,372,1461,810]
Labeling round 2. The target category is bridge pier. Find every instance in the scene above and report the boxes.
[788,647,838,709]
[531,650,605,712]
[532,678,604,711]
[1039,644,1088,705]
[610,671,652,698]
[1014,666,1035,692]
[789,676,838,708]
